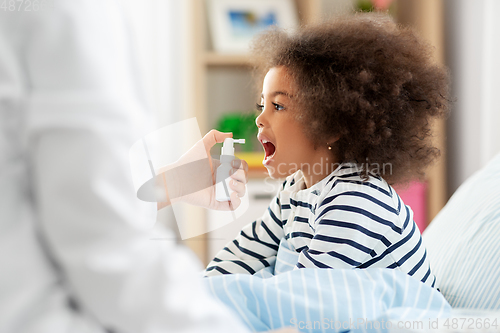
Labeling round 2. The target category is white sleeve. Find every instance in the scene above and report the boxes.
[12,1,249,332]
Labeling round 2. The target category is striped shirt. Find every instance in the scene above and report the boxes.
[205,163,437,288]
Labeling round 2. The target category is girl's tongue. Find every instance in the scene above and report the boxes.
[263,141,276,161]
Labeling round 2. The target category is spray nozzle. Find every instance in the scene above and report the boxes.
[221,138,245,156]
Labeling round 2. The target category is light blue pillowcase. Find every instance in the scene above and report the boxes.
[423,152,500,309]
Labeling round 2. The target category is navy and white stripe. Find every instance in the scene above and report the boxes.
[205,163,436,288]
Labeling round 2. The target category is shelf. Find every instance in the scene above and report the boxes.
[204,52,253,67]
[235,151,265,169]
[183,0,323,265]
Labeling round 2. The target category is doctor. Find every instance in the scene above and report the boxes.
[0,1,295,333]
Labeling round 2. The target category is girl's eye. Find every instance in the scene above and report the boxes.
[272,102,284,111]
[256,102,285,112]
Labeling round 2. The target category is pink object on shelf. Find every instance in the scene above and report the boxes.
[393,181,428,232]
[371,0,394,10]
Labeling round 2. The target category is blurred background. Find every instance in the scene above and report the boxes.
[126,0,499,263]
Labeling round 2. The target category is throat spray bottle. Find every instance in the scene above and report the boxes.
[216,138,245,202]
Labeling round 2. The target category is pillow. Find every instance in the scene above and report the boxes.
[423,152,500,309]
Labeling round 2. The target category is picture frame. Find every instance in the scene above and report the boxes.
[207,0,299,54]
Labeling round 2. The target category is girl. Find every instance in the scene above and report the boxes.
[204,14,449,289]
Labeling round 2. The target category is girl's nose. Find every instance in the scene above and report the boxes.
[255,111,265,128]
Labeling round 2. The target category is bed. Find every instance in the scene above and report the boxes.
[204,153,500,332]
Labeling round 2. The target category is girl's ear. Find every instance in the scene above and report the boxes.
[327,135,341,146]
[326,135,341,153]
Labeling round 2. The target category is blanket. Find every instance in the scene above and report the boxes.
[204,240,451,332]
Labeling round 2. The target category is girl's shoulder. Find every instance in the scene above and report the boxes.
[324,162,390,190]
[318,163,402,215]
[316,163,408,231]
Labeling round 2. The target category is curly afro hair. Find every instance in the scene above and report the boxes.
[250,13,450,184]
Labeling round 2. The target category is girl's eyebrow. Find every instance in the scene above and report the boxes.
[261,91,292,98]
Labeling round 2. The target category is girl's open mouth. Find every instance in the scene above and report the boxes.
[261,140,276,165]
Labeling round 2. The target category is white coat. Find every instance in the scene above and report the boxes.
[0,1,248,332]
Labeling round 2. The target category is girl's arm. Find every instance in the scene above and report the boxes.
[205,193,285,276]
[294,178,433,285]
[295,182,398,270]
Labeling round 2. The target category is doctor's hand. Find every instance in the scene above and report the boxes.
[157,130,248,211]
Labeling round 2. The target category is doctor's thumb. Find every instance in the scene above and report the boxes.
[202,130,233,150]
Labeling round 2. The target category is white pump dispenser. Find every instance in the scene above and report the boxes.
[216,138,245,202]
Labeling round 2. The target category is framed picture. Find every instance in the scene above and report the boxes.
[207,0,299,54]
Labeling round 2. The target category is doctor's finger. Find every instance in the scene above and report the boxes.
[230,168,247,184]
[203,130,232,150]
[229,191,241,210]
[229,179,246,197]
[231,158,248,172]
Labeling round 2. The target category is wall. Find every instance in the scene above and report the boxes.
[445,0,500,195]
[126,0,187,128]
